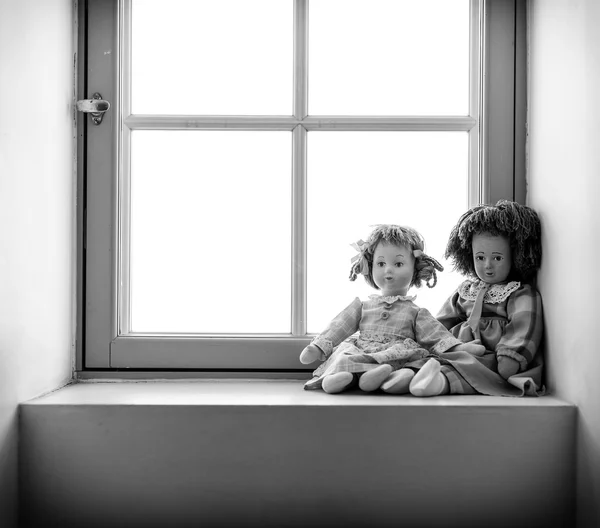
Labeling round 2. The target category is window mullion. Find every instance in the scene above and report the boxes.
[291,0,309,336]
[293,0,308,120]
[118,0,133,336]
[470,0,482,206]
[291,125,307,336]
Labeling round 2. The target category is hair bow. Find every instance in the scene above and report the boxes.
[350,239,370,276]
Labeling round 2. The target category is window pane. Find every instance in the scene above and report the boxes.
[130,131,291,333]
[306,132,468,333]
[131,0,293,115]
[309,0,470,116]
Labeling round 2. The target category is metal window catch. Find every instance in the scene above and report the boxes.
[76,93,110,125]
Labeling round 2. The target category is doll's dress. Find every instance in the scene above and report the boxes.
[304,294,462,390]
[431,279,545,396]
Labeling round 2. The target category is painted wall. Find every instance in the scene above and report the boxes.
[0,1,75,526]
[527,1,600,526]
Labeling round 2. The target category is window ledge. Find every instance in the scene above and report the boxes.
[23,379,574,409]
[20,379,576,528]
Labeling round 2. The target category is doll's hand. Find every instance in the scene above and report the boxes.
[497,356,520,379]
[449,342,485,357]
[300,344,325,364]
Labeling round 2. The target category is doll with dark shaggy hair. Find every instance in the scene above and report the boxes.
[406,201,545,397]
[299,224,484,395]
[444,200,542,283]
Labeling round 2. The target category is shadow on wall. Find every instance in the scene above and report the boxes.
[577,412,600,527]
[0,408,18,528]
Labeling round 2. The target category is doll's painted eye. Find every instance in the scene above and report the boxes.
[395,262,404,267]
[475,255,484,261]
[376,262,386,267]
[494,256,504,261]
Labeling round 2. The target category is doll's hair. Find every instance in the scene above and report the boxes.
[445,200,542,282]
[349,224,443,289]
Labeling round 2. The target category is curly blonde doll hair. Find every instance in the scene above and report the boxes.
[349,224,444,290]
[445,200,542,283]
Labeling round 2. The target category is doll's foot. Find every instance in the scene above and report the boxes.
[358,364,393,392]
[410,359,450,397]
[322,372,355,394]
[381,368,415,394]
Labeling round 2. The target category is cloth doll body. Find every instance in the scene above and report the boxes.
[411,201,545,397]
[303,294,463,391]
[300,224,484,394]
[438,280,543,373]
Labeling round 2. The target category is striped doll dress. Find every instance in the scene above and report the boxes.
[304,294,463,390]
[431,279,545,396]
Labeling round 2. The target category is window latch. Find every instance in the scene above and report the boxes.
[76,93,110,126]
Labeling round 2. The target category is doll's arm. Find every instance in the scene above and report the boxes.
[497,356,520,378]
[436,287,467,330]
[414,307,464,354]
[299,297,362,364]
[415,307,485,356]
[495,285,543,379]
[448,342,485,356]
[299,344,325,364]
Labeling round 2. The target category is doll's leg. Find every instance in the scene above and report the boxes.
[322,372,356,394]
[409,358,450,397]
[358,364,393,392]
[440,365,477,394]
[381,368,415,394]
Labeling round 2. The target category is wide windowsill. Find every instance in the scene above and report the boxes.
[26,379,572,408]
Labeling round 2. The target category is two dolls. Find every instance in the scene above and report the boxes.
[301,200,544,397]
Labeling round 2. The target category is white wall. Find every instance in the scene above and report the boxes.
[0,1,75,526]
[528,1,600,526]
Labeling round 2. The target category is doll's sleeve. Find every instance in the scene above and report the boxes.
[310,297,362,358]
[495,285,543,372]
[414,307,462,354]
[436,285,467,330]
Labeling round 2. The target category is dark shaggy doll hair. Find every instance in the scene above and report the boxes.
[349,224,443,290]
[445,200,542,282]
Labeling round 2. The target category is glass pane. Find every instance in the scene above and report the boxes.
[131,0,293,115]
[309,0,470,115]
[130,131,291,333]
[306,132,468,333]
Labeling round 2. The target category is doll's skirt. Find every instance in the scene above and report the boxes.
[304,338,428,391]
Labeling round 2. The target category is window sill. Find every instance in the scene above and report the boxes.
[20,379,576,528]
[26,378,573,409]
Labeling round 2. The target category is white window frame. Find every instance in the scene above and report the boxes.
[76,0,527,375]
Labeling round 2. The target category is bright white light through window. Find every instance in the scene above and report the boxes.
[309,0,470,115]
[125,0,473,338]
[130,131,292,333]
[131,0,293,115]
[306,132,468,333]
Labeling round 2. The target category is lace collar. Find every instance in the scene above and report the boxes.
[369,294,416,304]
[458,280,521,304]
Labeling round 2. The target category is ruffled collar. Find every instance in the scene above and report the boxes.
[369,294,416,304]
[458,280,521,304]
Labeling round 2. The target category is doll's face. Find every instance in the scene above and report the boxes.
[472,232,512,284]
[372,241,415,297]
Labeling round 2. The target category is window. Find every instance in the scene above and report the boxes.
[77,0,526,372]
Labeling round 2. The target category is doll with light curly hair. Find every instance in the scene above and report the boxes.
[409,200,545,397]
[300,224,484,394]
